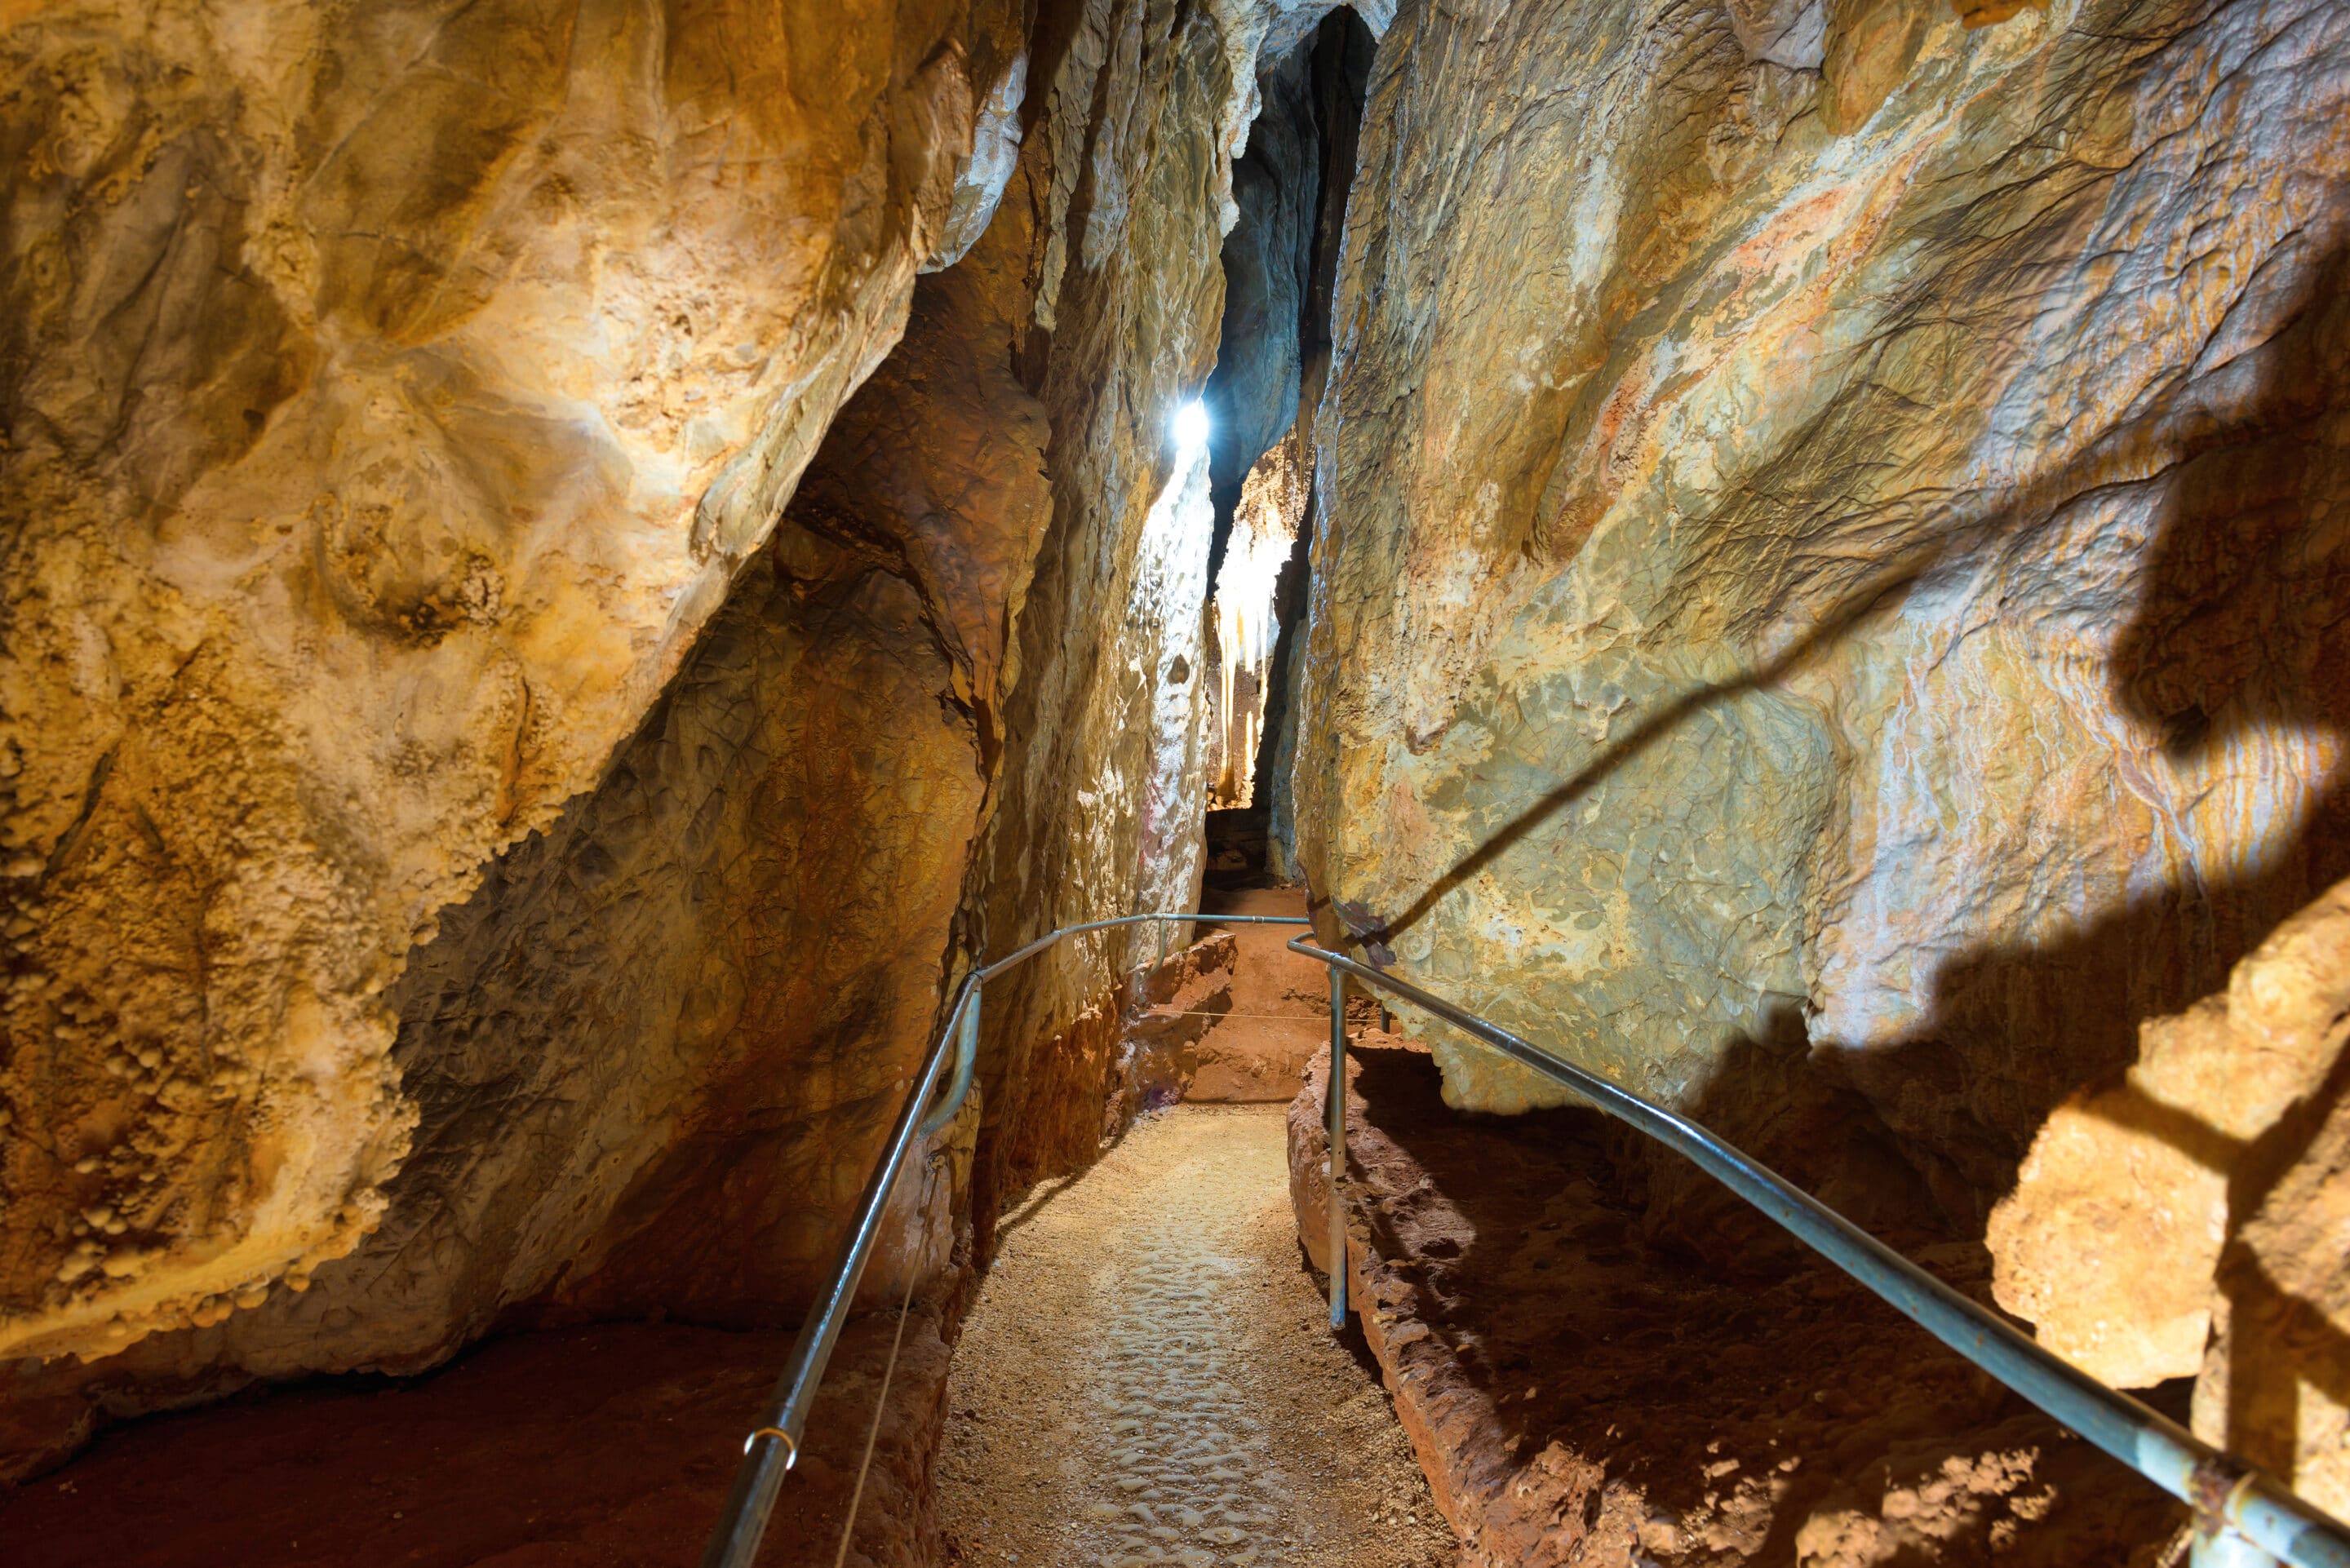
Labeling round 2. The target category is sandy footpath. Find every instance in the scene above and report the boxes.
[938,1105,1452,1568]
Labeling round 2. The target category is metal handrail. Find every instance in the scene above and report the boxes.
[699,910,1310,1568]
[1286,935,2350,1568]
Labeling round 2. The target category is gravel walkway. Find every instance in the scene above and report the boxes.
[938,1105,1452,1568]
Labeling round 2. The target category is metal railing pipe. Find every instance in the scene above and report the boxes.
[1286,936,2350,1568]
[1325,961,1348,1327]
[698,994,960,1568]
[702,909,1308,1568]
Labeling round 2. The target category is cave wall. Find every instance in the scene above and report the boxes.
[0,0,1030,1367]
[0,0,1390,1486]
[1291,0,2350,1232]
[951,0,1385,1228]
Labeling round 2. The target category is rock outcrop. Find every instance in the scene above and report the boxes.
[1289,0,2350,1232]
[1290,1034,2183,1566]
[1989,878,2350,1391]
[1987,874,2350,1517]
[2,0,1029,1366]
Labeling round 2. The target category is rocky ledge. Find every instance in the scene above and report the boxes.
[1289,1033,2184,1568]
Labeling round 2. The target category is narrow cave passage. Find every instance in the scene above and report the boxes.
[1199,7,1373,892]
[8,0,2350,1561]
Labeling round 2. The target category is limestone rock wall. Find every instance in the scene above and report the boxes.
[0,0,1028,1365]
[1292,0,2350,1223]
[1,0,1351,1479]
[951,0,1357,1227]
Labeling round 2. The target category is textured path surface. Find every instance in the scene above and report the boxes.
[940,1106,1451,1568]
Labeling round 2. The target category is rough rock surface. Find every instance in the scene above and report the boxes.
[1289,1034,2184,1566]
[1,0,1346,1473]
[0,1312,953,1568]
[1289,0,2350,1229]
[1989,876,2350,1390]
[2199,1080,2350,1524]
[0,0,1028,1362]
[1986,872,2350,1516]
[949,0,1379,1272]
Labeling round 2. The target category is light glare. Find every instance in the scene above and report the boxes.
[1173,399,1210,448]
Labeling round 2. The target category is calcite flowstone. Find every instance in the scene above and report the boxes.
[1,0,1027,1361]
[1290,0,2350,1223]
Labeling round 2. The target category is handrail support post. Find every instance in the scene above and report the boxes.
[1327,962,1347,1330]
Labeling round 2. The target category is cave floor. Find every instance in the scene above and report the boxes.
[0,1301,948,1567]
[938,1105,1451,1568]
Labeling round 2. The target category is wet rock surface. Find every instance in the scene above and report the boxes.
[1289,1034,2185,1567]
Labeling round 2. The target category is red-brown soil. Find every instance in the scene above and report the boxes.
[1139,888,1328,1103]
[0,1309,951,1566]
[1291,1031,2192,1567]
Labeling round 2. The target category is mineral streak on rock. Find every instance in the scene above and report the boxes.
[0,0,1031,1362]
[1290,0,2350,1228]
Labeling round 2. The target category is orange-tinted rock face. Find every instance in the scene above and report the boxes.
[0,0,1334,1473]
[1983,872,2350,1516]
[0,0,1028,1365]
[1289,0,2350,1226]
[1989,879,2350,1389]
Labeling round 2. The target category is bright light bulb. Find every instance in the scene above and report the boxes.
[1173,399,1210,448]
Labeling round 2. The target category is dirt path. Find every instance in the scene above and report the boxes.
[938,1105,1452,1568]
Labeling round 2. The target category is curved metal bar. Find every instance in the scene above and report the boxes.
[1286,935,2350,1568]
[916,977,980,1139]
[702,908,1310,1568]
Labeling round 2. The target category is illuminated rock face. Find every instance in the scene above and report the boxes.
[0,0,1315,1466]
[1292,0,2350,1219]
[0,0,1031,1366]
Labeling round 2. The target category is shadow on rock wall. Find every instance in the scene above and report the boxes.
[1341,233,2350,1240]
[1842,237,2350,1224]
